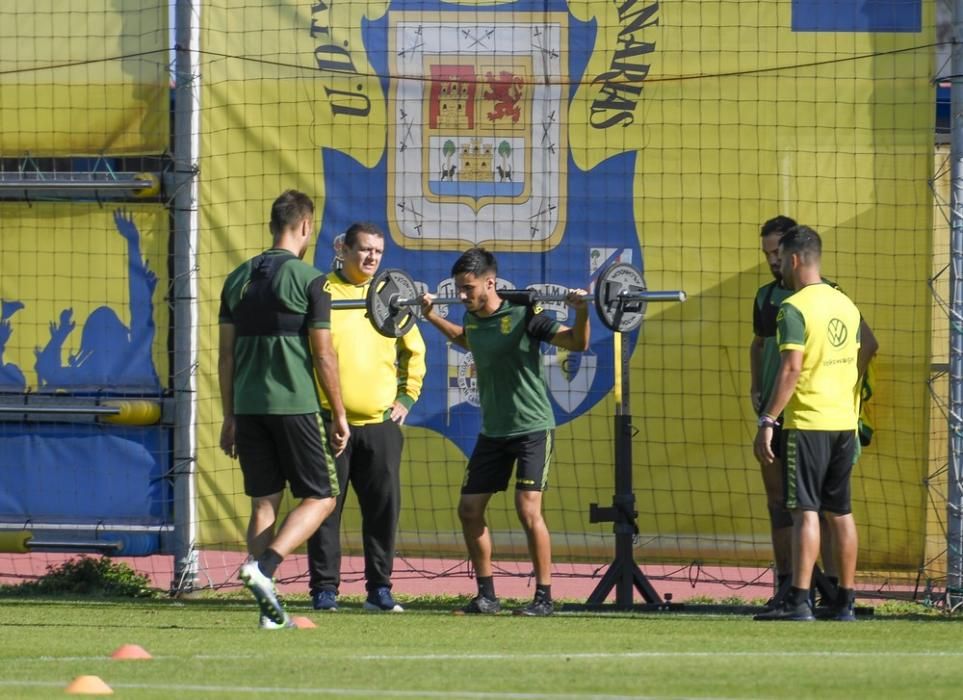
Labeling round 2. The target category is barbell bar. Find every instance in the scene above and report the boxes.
[394,290,687,307]
[331,262,686,338]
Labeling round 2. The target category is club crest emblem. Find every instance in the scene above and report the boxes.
[317,4,649,455]
[388,12,566,251]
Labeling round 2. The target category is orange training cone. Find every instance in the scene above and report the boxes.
[110,643,152,660]
[64,675,114,695]
[291,616,317,629]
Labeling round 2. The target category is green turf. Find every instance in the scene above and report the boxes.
[0,596,960,699]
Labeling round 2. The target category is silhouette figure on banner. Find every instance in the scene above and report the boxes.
[34,209,160,391]
[0,299,26,391]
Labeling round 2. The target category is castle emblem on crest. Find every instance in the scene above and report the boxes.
[427,65,527,206]
[388,12,567,251]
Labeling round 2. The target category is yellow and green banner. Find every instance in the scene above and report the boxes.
[0,203,171,539]
[197,0,934,570]
[0,0,169,155]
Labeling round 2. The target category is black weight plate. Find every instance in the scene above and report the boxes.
[594,262,646,333]
[365,268,419,338]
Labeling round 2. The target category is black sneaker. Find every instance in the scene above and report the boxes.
[818,590,856,622]
[830,601,856,622]
[754,598,814,621]
[813,593,841,620]
[457,595,501,614]
[513,596,554,617]
[812,582,838,613]
[762,577,792,612]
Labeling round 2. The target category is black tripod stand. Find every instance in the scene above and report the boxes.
[575,332,665,609]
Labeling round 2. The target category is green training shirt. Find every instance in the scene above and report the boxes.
[219,249,331,415]
[753,280,794,413]
[464,300,560,438]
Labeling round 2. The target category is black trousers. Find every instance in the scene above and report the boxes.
[307,418,403,593]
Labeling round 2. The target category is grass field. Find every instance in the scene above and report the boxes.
[0,596,960,699]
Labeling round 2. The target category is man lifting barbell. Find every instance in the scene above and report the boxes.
[315,252,683,616]
[417,247,591,617]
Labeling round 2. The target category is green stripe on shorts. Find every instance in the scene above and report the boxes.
[315,412,340,498]
[541,430,553,491]
[784,429,798,510]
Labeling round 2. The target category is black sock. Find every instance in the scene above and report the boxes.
[788,586,810,606]
[776,573,791,588]
[257,548,284,579]
[827,575,840,589]
[836,586,856,606]
[535,584,552,601]
[477,576,496,600]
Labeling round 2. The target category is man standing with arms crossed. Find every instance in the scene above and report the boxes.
[420,248,590,616]
[753,225,863,622]
[306,222,426,613]
[219,190,349,628]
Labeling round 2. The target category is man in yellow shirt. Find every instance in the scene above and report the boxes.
[753,225,862,622]
[306,222,426,612]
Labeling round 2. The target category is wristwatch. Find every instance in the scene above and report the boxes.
[757,414,778,428]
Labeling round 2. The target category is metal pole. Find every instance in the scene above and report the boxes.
[169,0,201,594]
[0,406,122,416]
[0,178,155,191]
[613,331,635,607]
[948,0,963,609]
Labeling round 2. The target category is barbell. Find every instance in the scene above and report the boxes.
[331,262,686,338]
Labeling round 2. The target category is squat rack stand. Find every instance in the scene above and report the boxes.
[582,331,664,609]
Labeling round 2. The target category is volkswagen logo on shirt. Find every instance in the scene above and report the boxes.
[827,318,848,347]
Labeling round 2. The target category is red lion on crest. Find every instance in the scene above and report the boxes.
[483,71,524,124]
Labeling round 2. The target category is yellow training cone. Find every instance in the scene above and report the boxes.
[64,675,113,695]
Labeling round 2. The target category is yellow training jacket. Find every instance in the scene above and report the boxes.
[317,270,426,425]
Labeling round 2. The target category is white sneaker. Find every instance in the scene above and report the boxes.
[239,560,288,626]
[259,614,295,630]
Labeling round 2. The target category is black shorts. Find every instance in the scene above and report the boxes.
[782,429,856,514]
[462,430,553,495]
[235,413,340,500]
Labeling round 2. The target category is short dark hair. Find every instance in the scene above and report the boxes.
[451,247,497,278]
[343,221,384,249]
[269,190,314,238]
[779,224,821,264]
[760,215,797,238]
